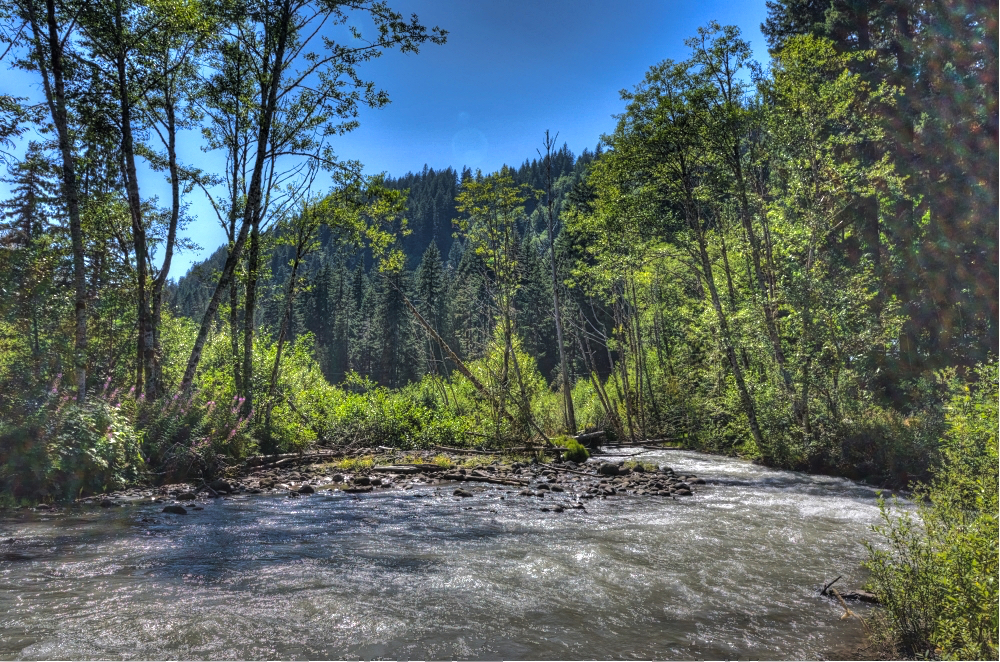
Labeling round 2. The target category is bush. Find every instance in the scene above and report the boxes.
[132,391,255,483]
[864,362,998,659]
[552,435,590,462]
[0,384,144,500]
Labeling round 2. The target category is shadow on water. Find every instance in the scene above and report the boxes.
[1,451,884,660]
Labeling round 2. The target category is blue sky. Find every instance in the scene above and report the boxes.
[4,0,771,278]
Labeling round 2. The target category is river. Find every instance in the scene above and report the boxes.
[1,450,886,660]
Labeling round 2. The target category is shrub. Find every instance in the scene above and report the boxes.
[624,459,658,472]
[863,362,998,659]
[335,456,375,472]
[0,385,144,499]
[552,435,590,462]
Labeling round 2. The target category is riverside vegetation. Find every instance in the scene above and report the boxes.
[0,0,996,658]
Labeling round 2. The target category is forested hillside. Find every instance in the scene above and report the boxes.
[172,145,593,387]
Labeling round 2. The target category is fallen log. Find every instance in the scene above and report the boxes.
[431,445,499,456]
[249,452,343,470]
[837,590,879,604]
[574,431,606,447]
[371,465,420,474]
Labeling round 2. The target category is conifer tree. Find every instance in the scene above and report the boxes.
[416,241,447,377]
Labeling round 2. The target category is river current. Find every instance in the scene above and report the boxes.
[1,450,885,660]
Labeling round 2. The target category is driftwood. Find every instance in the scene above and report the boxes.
[431,445,500,456]
[248,452,343,470]
[574,431,606,447]
[371,465,420,474]
[837,590,879,603]
[821,575,842,595]
[821,576,879,605]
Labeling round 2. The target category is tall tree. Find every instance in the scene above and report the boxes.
[539,130,576,432]
[179,0,446,407]
[17,0,89,401]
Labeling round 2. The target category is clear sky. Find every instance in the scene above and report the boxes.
[4,0,772,278]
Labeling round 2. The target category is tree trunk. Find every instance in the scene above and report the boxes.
[542,131,576,433]
[265,246,303,428]
[241,219,260,414]
[29,0,88,401]
[690,206,765,450]
[180,0,292,391]
[113,0,154,398]
[149,84,181,397]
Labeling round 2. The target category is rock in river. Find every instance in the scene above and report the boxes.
[297,484,315,494]
[209,479,232,493]
[453,488,473,497]
[162,505,187,515]
[598,463,619,476]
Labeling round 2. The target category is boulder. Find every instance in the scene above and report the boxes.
[453,488,473,498]
[176,492,196,501]
[598,463,619,476]
[209,479,232,493]
[162,505,187,514]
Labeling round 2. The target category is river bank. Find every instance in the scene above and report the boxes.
[72,448,705,513]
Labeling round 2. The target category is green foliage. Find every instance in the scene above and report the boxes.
[864,362,999,660]
[0,381,143,499]
[624,459,658,472]
[334,456,375,472]
[552,435,589,462]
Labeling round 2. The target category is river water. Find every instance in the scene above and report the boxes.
[1,450,886,660]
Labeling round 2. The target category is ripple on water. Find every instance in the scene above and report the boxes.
[1,450,885,660]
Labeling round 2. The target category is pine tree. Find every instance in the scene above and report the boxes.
[416,241,447,377]
[0,143,54,245]
[326,261,353,383]
[515,231,555,377]
[373,268,417,388]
